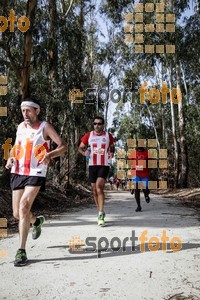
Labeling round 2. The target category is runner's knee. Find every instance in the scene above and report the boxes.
[91,185,97,195]
[96,186,103,194]
[19,200,31,216]
[93,190,97,198]
[13,211,19,220]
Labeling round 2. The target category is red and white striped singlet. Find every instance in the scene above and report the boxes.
[88,131,110,166]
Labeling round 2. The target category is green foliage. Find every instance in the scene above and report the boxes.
[0,0,199,188]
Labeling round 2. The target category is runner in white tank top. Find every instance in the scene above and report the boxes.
[5,98,67,266]
[11,121,50,177]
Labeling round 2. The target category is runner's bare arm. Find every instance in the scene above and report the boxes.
[41,123,67,164]
[109,144,115,158]
[5,139,17,169]
[78,142,89,156]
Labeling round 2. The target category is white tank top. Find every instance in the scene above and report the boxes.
[11,121,50,177]
[88,131,110,166]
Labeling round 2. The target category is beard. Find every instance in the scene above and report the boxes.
[24,117,37,126]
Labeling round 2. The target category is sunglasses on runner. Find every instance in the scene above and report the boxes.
[93,122,103,125]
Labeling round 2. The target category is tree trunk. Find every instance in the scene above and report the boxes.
[161,62,168,145]
[46,0,58,121]
[168,64,179,187]
[21,0,37,99]
[180,61,189,106]
[104,72,112,130]
[176,63,188,187]
[47,0,60,185]
[2,0,37,99]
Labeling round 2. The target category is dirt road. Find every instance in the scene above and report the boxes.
[0,192,199,300]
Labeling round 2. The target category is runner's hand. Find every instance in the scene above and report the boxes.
[109,152,114,158]
[84,150,90,157]
[5,157,15,169]
[39,153,51,165]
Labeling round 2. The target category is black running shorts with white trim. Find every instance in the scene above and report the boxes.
[89,166,110,183]
[10,174,46,191]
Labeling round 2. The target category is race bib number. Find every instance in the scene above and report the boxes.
[93,147,105,155]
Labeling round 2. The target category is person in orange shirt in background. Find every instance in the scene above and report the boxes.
[115,177,120,190]
[130,146,150,212]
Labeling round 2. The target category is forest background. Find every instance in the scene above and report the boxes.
[0,0,199,204]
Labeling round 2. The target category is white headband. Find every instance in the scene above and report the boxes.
[21,101,40,109]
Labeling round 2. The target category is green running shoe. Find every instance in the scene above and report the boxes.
[32,215,45,240]
[97,211,105,218]
[14,250,27,267]
[98,214,105,226]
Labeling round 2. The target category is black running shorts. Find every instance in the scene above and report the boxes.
[89,166,110,183]
[10,174,46,191]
